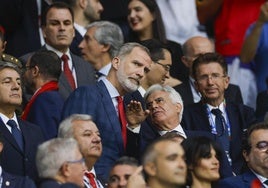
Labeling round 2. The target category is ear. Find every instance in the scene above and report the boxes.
[194,80,200,92]
[60,163,71,177]
[1,41,7,52]
[242,150,250,163]
[32,66,40,77]
[175,103,182,113]
[181,56,189,68]
[144,162,157,176]
[79,0,87,9]
[101,44,111,53]
[0,142,3,153]
[111,57,120,71]
[42,26,46,39]
[224,76,230,89]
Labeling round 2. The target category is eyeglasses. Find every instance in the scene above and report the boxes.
[146,97,166,109]
[66,157,85,164]
[155,62,171,72]
[196,73,227,83]
[255,141,268,152]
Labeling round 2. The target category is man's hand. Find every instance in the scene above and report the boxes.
[126,100,150,129]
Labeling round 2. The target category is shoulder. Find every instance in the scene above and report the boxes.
[2,171,36,188]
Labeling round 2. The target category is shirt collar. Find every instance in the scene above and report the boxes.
[158,124,187,139]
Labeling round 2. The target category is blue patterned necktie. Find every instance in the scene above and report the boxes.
[7,120,24,150]
[211,109,224,136]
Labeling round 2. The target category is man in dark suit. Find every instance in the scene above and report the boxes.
[0,132,36,188]
[256,77,268,122]
[181,52,256,175]
[62,42,152,182]
[218,122,268,187]
[174,36,243,107]
[0,61,44,182]
[20,2,95,100]
[22,51,64,140]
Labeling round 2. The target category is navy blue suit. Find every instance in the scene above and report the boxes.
[20,47,96,100]
[62,80,125,181]
[0,118,45,182]
[25,91,64,140]
[174,80,244,107]
[181,101,256,175]
[38,179,80,188]
[2,170,36,188]
[217,170,259,188]
[70,29,83,56]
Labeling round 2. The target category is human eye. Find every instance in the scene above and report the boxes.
[146,101,153,109]
[211,73,221,79]
[155,97,164,104]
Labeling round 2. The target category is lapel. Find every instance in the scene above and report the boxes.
[194,102,211,131]
[183,79,195,104]
[2,171,16,188]
[0,118,23,154]
[242,171,259,187]
[97,81,124,152]
[18,119,32,156]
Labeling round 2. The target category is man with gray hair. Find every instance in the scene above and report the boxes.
[62,42,152,181]
[58,114,104,188]
[79,20,124,80]
[36,138,86,187]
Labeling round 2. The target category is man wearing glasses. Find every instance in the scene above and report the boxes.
[181,52,256,176]
[218,122,268,187]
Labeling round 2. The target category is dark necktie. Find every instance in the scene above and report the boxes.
[264,179,268,186]
[85,172,97,188]
[211,109,224,136]
[61,54,75,90]
[95,71,103,80]
[117,96,127,149]
[7,120,24,150]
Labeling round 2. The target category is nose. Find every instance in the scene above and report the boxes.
[92,133,101,143]
[165,71,170,79]
[128,10,135,19]
[118,177,127,187]
[98,3,104,12]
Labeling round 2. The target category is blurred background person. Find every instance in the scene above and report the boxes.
[182,136,221,188]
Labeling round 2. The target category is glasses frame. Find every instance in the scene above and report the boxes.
[155,62,171,72]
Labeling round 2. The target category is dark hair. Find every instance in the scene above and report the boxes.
[41,2,74,26]
[29,50,61,80]
[192,52,227,80]
[181,136,222,186]
[242,122,268,154]
[128,0,167,44]
[111,156,139,168]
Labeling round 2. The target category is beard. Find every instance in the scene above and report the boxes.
[116,67,139,93]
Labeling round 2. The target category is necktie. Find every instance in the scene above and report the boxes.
[117,96,127,149]
[61,54,75,90]
[95,71,103,80]
[264,179,268,186]
[85,172,97,188]
[211,109,224,136]
[7,120,24,150]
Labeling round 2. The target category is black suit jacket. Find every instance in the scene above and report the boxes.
[38,179,80,188]
[2,170,36,188]
[0,118,45,182]
[174,79,243,107]
[181,101,256,175]
[20,47,96,100]
[70,29,83,56]
[256,90,268,121]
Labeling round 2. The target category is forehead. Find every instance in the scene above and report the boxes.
[196,62,224,74]
[46,7,73,21]
[128,0,147,9]
[111,164,137,175]
[147,90,168,101]
[127,47,151,65]
[0,68,19,78]
[72,120,98,132]
[156,141,184,157]
[250,129,268,143]
[189,40,213,55]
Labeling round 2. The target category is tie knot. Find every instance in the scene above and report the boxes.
[61,54,69,62]
[85,172,95,179]
[264,179,268,185]
[211,109,222,116]
[117,96,123,103]
[7,120,17,129]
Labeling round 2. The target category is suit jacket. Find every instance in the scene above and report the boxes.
[0,0,49,57]
[174,79,244,106]
[2,170,36,188]
[0,118,45,182]
[38,179,80,188]
[181,101,256,175]
[62,80,125,182]
[256,90,268,121]
[70,29,83,56]
[217,170,259,188]
[20,47,96,100]
[25,91,64,140]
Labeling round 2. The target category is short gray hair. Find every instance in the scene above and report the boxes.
[87,21,124,59]
[58,114,93,138]
[36,138,79,178]
[144,84,184,122]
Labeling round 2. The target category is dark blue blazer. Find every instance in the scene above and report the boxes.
[181,101,256,175]
[0,118,45,182]
[217,170,259,188]
[25,91,64,140]
[38,179,80,188]
[256,90,268,121]
[70,29,83,56]
[20,47,96,100]
[2,170,36,188]
[174,80,244,107]
[62,80,125,181]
